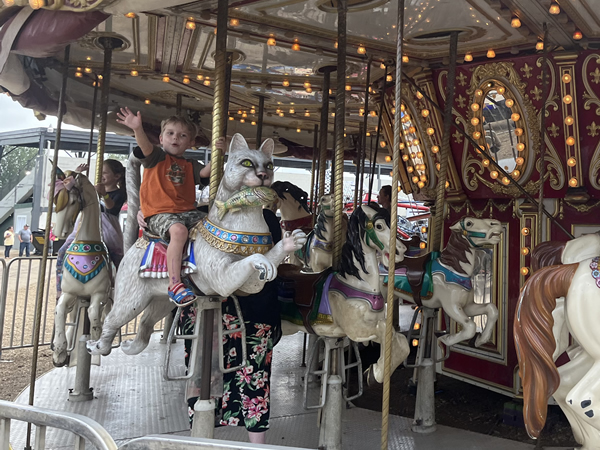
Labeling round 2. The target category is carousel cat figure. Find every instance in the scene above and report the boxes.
[87,134,307,356]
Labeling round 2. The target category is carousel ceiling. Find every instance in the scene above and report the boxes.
[2,0,600,159]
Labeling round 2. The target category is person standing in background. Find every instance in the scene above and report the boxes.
[48,225,57,256]
[17,224,32,257]
[3,226,14,258]
[378,185,392,214]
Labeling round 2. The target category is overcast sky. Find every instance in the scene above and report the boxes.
[0,94,86,133]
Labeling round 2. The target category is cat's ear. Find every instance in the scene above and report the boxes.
[259,138,274,159]
[229,133,249,154]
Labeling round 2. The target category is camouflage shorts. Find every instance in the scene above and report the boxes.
[146,210,206,242]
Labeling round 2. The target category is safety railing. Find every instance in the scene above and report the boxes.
[120,435,312,450]
[0,257,164,358]
[0,400,313,450]
[0,399,117,450]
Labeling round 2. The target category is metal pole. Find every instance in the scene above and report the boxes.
[381,2,404,447]
[256,95,266,147]
[310,124,319,223]
[69,301,93,402]
[209,0,229,202]
[223,51,233,140]
[360,57,371,202]
[399,72,574,240]
[25,44,70,450]
[353,122,364,209]
[538,24,549,244]
[318,68,333,201]
[176,93,183,116]
[368,70,389,202]
[430,31,459,254]
[332,0,347,271]
[193,0,228,440]
[85,76,99,177]
[95,37,120,185]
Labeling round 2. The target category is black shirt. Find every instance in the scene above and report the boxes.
[102,189,127,216]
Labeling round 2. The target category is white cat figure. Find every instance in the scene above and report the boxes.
[87,134,306,356]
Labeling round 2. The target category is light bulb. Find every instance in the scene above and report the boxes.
[487,49,496,58]
[566,136,575,146]
[573,30,583,40]
[471,117,480,126]
[464,53,473,62]
[565,116,574,125]
[511,113,520,122]
[562,74,572,83]
[511,16,521,28]
[186,21,196,30]
[357,45,366,54]
[421,109,430,118]
[563,95,573,104]
[569,177,578,187]
[536,41,544,51]
[549,2,560,14]
[567,157,576,167]
[267,37,276,46]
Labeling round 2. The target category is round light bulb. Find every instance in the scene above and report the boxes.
[511,16,521,28]
[521,247,530,256]
[567,157,576,167]
[563,95,573,104]
[464,53,473,62]
[521,227,530,236]
[385,155,391,162]
[421,109,430,118]
[471,117,480,126]
[516,157,524,165]
[569,177,578,187]
[511,113,520,122]
[562,74,572,83]
[573,30,583,40]
[475,89,483,97]
[432,146,439,153]
[521,267,530,276]
[502,176,510,185]
[512,169,520,178]
[566,136,575,146]
[487,49,496,58]
[473,131,482,139]
[427,128,435,135]
[565,116,574,126]
[505,99,515,108]
[497,86,506,95]
[490,171,499,179]
[517,142,525,151]
[515,128,524,136]
[412,176,419,183]
[483,159,490,167]
[536,41,544,51]
[402,155,409,161]
[471,103,480,112]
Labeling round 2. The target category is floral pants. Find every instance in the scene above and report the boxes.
[220,302,274,432]
[181,300,274,432]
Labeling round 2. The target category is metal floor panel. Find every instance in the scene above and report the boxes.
[10,332,571,450]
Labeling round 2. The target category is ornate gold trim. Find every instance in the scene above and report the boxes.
[196,220,273,257]
[564,200,600,213]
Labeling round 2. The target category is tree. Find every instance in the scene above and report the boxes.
[0,145,38,197]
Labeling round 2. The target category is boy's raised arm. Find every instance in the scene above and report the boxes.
[116,107,153,156]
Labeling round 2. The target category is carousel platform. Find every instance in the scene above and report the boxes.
[10,332,569,450]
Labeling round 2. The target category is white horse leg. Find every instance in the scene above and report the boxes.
[121,297,173,355]
[438,303,476,347]
[463,301,498,347]
[88,291,107,342]
[564,360,600,447]
[372,320,410,384]
[554,347,595,446]
[53,292,77,367]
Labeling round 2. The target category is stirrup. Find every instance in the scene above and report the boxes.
[168,283,197,307]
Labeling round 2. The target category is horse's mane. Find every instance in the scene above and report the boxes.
[339,204,389,280]
[271,181,311,214]
[438,231,473,273]
[315,208,328,240]
[531,240,566,273]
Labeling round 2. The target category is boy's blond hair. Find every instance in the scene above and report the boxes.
[160,116,197,138]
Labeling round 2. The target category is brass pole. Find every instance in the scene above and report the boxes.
[209,0,229,204]
[94,36,120,185]
[381,1,404,447]
[85,75,99,177]
[360,57,372,201]
[310,124,319,224]
[368,68,389,202]
[353,122,364,209]
[538,24,549,244]
[430,31,459,253]
[256,95,266,147]
[332,0,347,270]
[25,45,71,450]
[318,68,333,201]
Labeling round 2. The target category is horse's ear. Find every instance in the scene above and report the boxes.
[229,133,249,154]
[259,138,274,159]
[361,204,376,218]
[450,220,463,233]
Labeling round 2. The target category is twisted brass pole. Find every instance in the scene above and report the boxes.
[209,0,229,204]
[332,0,347,270]
[318,68,332,202]
[381,2,404,448]
[430,31,458,253]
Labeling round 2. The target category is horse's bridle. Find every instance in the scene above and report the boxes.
[459,218,486,248]
[365,218,385,251]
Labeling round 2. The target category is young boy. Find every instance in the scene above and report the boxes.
[117,107,210,307]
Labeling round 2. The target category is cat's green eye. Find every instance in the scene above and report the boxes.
[266,163,274,170]
[241,159,253,167]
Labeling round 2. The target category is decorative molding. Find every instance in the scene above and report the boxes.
[582,54,600,116]
[590,144,600,190]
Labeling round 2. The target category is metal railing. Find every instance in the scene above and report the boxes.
[120,435,313,450]
[0,399,117,450]
[0,400,313,450]
[0,257,164,357]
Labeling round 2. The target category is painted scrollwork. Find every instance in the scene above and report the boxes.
[42,0,114,11]
[582,54,600,116]
[590,145,600,190]
[535,57,559,113]
[467,62,527,96]
[534,135,564,191]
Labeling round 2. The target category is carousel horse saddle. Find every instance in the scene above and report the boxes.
[136,232,197,279]
[278,264,334,334]
[384,251,440,305]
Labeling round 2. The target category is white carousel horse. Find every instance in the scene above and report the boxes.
[384,217,503,348]
[279,204,410,383]
[515,255,600,450]
[52,171,111,367]
[87,134,307,357]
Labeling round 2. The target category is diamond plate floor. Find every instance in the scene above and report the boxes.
[11,332,569,449]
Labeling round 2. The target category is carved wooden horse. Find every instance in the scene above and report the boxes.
[385,217,503,348]
[279,204,410,383]
[52,171,111,367]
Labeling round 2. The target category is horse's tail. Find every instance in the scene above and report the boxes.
[514,262,577,439]
[124,153,142,253]
[531,240,565,272]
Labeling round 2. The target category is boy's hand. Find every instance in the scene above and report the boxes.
[116,107,143,131]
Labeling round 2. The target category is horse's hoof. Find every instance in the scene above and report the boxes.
[364,366,380,387]
[467,332,481,348]
[52,352,69,368]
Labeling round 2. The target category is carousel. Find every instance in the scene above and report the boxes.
[0,0,599,449]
